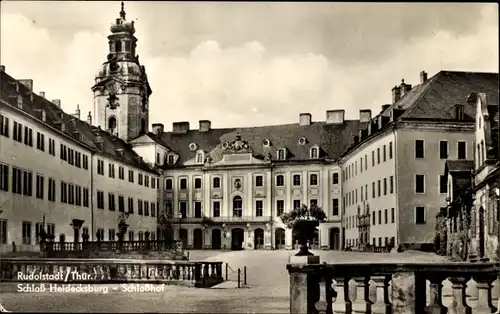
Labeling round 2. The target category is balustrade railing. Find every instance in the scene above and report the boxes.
[287,261,499,314]
[0,258,223,288]
[41,241,177,252]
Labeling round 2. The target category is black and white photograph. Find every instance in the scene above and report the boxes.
[0,1,499,313]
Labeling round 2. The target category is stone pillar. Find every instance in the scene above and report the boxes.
[391,272,425,314]
[285,228,293,250]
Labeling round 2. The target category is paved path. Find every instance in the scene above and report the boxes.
[0,249,477,313]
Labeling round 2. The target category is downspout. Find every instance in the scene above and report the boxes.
[270,163,274,249]
[393,127,400,248]
[90,152,95,241]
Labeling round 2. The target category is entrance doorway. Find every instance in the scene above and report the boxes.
[211,229,222,249]
[193,229,203,249]
[329,228,340,250]
[231,228,244,250]
[275,228,285,249]
[179,229,188,249]
[254,228,264,249]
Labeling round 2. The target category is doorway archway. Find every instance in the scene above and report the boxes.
[275,228,285,249]
[211,229,222,250]
[193,229,203,249]
[231,228,244,250]
[329,228,340,250]
[254,228,264,250]
[179,229,188,249]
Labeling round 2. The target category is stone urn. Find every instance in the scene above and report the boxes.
[293,220,319,256]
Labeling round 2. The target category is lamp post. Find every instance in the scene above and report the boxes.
[178,211,183,243]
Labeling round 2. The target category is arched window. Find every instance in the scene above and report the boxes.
[233,196,243,217]
[165,178,173,190]
[108,117,117,134]
[124,41,131,52]
[293,174,301,186]
[277,149,286,160]
[481,140,485,164]
[180,178,187,190]
[310,147,319,159]
[196,152,204,164]
[141,119,147,134]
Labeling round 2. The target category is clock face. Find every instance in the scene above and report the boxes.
[106,81,119,95]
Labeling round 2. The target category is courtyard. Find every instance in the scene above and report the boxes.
[0,249,475,313]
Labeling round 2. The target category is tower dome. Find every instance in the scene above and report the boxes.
[110,2,135,34]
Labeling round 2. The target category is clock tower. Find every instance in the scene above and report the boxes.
[92,2,152,141]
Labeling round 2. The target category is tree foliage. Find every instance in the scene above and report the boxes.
[280,204,326,229]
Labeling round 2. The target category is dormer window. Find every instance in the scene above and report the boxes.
[277,148,286,160]
[167,154,175,165]
[310,146,319,159]
[262,139,271,147]
[41,109,46,122]
[17,95,23,109]
[455,104,464,121]
[189,143,198,151]
[196,151,204,164]
[298,137,307,145]
[222,142,229,150]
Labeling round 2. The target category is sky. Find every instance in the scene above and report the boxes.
[1,2,498,130]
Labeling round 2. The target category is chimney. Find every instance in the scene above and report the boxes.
[299,113,312,126]
[74,105,81,119]
[172,121,190,133]
[400,79,412,96]
[381,104,391,113]
[18,79,33,92]
[359,109,372,123]
[420,71,428,84]
[392,86,401,104]
[199,120,211,132]
[42,109,46,122]
[52,99,61,108]
[0,65,4,72]
[326,110,345,124]
[152,123,164,135]
[87,112,92,125]
[39,91,45,98]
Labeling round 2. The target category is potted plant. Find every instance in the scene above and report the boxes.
[280,204,326,256]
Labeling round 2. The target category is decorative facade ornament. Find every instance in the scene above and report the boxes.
[234,178,242,190]
[105,80,122,109]
[222,134,253,154]
[264,151,272,162]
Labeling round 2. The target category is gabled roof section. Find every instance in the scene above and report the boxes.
[0,69,157,174]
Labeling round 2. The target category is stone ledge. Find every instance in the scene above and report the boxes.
[288,255,320,265]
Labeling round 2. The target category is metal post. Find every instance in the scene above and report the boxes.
[225,263,228,281]
[237,268,241,288]
[244,266,247,286]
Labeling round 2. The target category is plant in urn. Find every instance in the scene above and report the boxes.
[280,204,326,256]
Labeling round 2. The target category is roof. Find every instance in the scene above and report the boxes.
[444,160,474,177]
[0,70,157,174]
[343,70,499,158]
[153,121,367,168]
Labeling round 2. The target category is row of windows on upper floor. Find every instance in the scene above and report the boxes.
[344,176,395,209]
[0,115,90,171]
[165,197,340,218]
[95,190,158,218]
[96,159,159,189]
[344,142,393,181]
[164,172,341,190]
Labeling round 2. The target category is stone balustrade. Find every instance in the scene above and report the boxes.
[42,240,177,252]
[0,258,223,288]
[287,261,499,313]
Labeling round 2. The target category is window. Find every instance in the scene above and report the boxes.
[179,201,187,218]
[128,197,134,214]
[389,142,393,159]
[97,191,104,209]
[233,196,243,217]
[48,178,56,202]
[145,176,149,187]
[118,166,124,180]
[377,180,381,197]
[276,175,284,186]
[75,185,82,206]
[256,200,263,216]
[83,188,89,207]
[455,105,464,120]
[383,145,387,162]
[13,121,22,142]
[138,173,143,185]
[378,210,382,224]
[213,201,220,217]
[108,229,115,241]
[310,147,319,159]
[118,196,125,212]
[293,174,301,186]
[332,173,339,184]
[377,147,380,164]
[415,207,426,224]
[138,232,144,241]
[165,178,173,190]
[0,164,8,192]
[415,140,424,158]
[213,177,221,188]
[36,174,44,199]
[107,164,115,178]
[152,177,156,189]
[364,154,368,169]
[196,153,204,164]
[194,178,202,189]
[310,199,317,207]
[415,175,425,193]
[390,176,394,194]
[277,200,284,216]
[144,201,149,216]
[439,141,448,159]
[23,126,33,147]
[391,208,395,223]
[372,182,375,199]
[194,202,202,218]
[68,149,74,165]
[309,174,318,186]
[49,138,56,156]
[36,132,45,151]
[68,184,75,205]
[293,200,301,210]
[167,154,175,165]
[439,175,448,194]
[383,178,387,195]
[75,151,81,168]
[12,167,22,194]
[128,170,134,183]
[361,186,364,202]
[180,178,187,190]
[22,221,32,244]
[97,159,104,175]
[372,212,376,225]
[0,219,7,244]
[128,231,134,241]
[156,152,161,164]
[372,151,375,166]
[23,170,33,196]
[457,141,466,160]
[138,200,144,215]
[277,149,286,160]
[0,115,9,137]
[255,175,263,187]
[152,202,157,217]
[332,199,339,216]
[108,193,115,211]
[365,184,368,200]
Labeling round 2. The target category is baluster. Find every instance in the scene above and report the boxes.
[333,277,352,314]
[425,276,446,314]
[473,276,497,313]
[447,277,471,314]
[370,275,391,314]
[351,276,372,314]
[315,278,329,314]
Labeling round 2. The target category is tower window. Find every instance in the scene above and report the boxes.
[141,119,146,134]
[125,41,131,52]
[115,41,122,53]
[108,117,117,135]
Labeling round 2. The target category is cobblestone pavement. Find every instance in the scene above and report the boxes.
[0,249,475,313]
